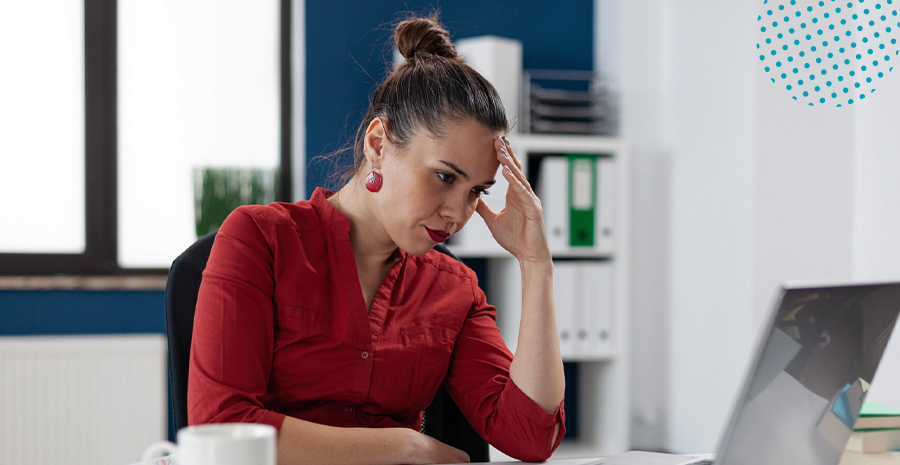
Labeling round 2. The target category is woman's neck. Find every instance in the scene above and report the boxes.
[327,177,400,271]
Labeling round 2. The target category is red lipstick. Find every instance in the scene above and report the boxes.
[425,227,450,242]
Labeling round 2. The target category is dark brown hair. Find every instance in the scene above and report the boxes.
[333,14,509,185]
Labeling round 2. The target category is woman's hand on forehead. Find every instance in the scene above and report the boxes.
[474,136,551,264]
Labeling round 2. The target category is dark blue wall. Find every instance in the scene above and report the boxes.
[305,0,595,197]
[0,290,165,335]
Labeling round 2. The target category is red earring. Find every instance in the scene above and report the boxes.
[365,170,383,192]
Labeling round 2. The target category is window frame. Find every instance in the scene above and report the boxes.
[0,0,293,276]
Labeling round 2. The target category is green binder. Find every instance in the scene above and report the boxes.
[567,154,596,247]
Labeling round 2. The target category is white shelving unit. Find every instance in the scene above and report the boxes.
[447,133,631,460]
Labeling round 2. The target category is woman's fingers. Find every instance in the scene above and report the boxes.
[501,151,534,194]
[502,163,532,199]
[499,148,535,197]
[474,197,497,226]
[499,136,523,171]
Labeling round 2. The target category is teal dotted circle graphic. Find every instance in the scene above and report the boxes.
[759,0,900,106]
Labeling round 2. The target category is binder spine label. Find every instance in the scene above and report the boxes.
[568,154,596,247]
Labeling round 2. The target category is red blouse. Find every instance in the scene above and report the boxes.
[188,188,565,461]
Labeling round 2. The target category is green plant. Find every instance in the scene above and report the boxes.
[194,167,280,237]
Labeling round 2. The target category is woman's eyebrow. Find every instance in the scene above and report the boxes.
[439,160,496,186]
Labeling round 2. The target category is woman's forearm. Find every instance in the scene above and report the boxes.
[277,416,409,465]
[508,259,566,413]
[276,416,469,465]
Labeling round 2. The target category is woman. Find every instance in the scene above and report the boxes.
[188,15,565,465]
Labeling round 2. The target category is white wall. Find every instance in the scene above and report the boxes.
[615,0,759,453]
[664,1,759,453]
[853,77,900,410]
[853,79,900,282]
[605,0,900,453]
[605,0,672,450]
[753,75,857,323]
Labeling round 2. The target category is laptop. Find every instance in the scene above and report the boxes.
[590,281,900,465]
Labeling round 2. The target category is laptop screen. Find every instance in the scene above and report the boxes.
[715,282,900,465]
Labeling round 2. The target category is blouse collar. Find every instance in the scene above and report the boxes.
[309,187,351,233]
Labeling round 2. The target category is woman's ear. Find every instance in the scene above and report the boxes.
[363,117,388,169]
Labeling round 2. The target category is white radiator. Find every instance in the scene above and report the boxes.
[0,335,168,465]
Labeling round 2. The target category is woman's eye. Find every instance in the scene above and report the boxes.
[438,172,488,197]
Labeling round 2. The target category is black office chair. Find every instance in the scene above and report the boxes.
[164,230,490,462]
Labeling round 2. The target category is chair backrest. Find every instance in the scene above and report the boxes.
[164,231,489,462]
[164,230,217,432]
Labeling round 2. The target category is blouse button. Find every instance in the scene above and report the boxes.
[344,406,354,414]
[354,394,363,402]
[361,351,369,359]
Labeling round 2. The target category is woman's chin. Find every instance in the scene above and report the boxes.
[399,241,439,257]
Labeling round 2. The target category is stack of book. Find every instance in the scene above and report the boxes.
[848,401,900,453]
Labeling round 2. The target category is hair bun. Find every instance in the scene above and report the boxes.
[395,16,457,62]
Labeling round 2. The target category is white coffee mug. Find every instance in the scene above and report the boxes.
[142,423,276,465]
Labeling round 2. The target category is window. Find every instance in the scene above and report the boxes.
[0,0,293,274]
[118,0,281,268]
[0,2,86,254]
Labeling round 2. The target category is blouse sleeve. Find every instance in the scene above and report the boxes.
[442,269,566,462]
[187,208,286,432]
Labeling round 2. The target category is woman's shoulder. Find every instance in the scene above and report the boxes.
[409,248,476,283]
[403,251,489,313]
[226,200,326,234]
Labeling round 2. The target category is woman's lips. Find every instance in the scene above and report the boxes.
[425,227,450,242]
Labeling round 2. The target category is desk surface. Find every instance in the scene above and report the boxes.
[139,451,900,465]
[448,451,900,465]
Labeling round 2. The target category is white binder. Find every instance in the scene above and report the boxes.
[596,157,616,255]
[539,157,569,252]
[553,261,577,358]
[576,261,614,357]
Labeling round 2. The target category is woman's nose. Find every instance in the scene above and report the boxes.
[440,193,471,223]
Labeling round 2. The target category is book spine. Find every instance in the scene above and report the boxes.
[847,428,900,453]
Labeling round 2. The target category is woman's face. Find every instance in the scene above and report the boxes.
[373,118,502,256]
